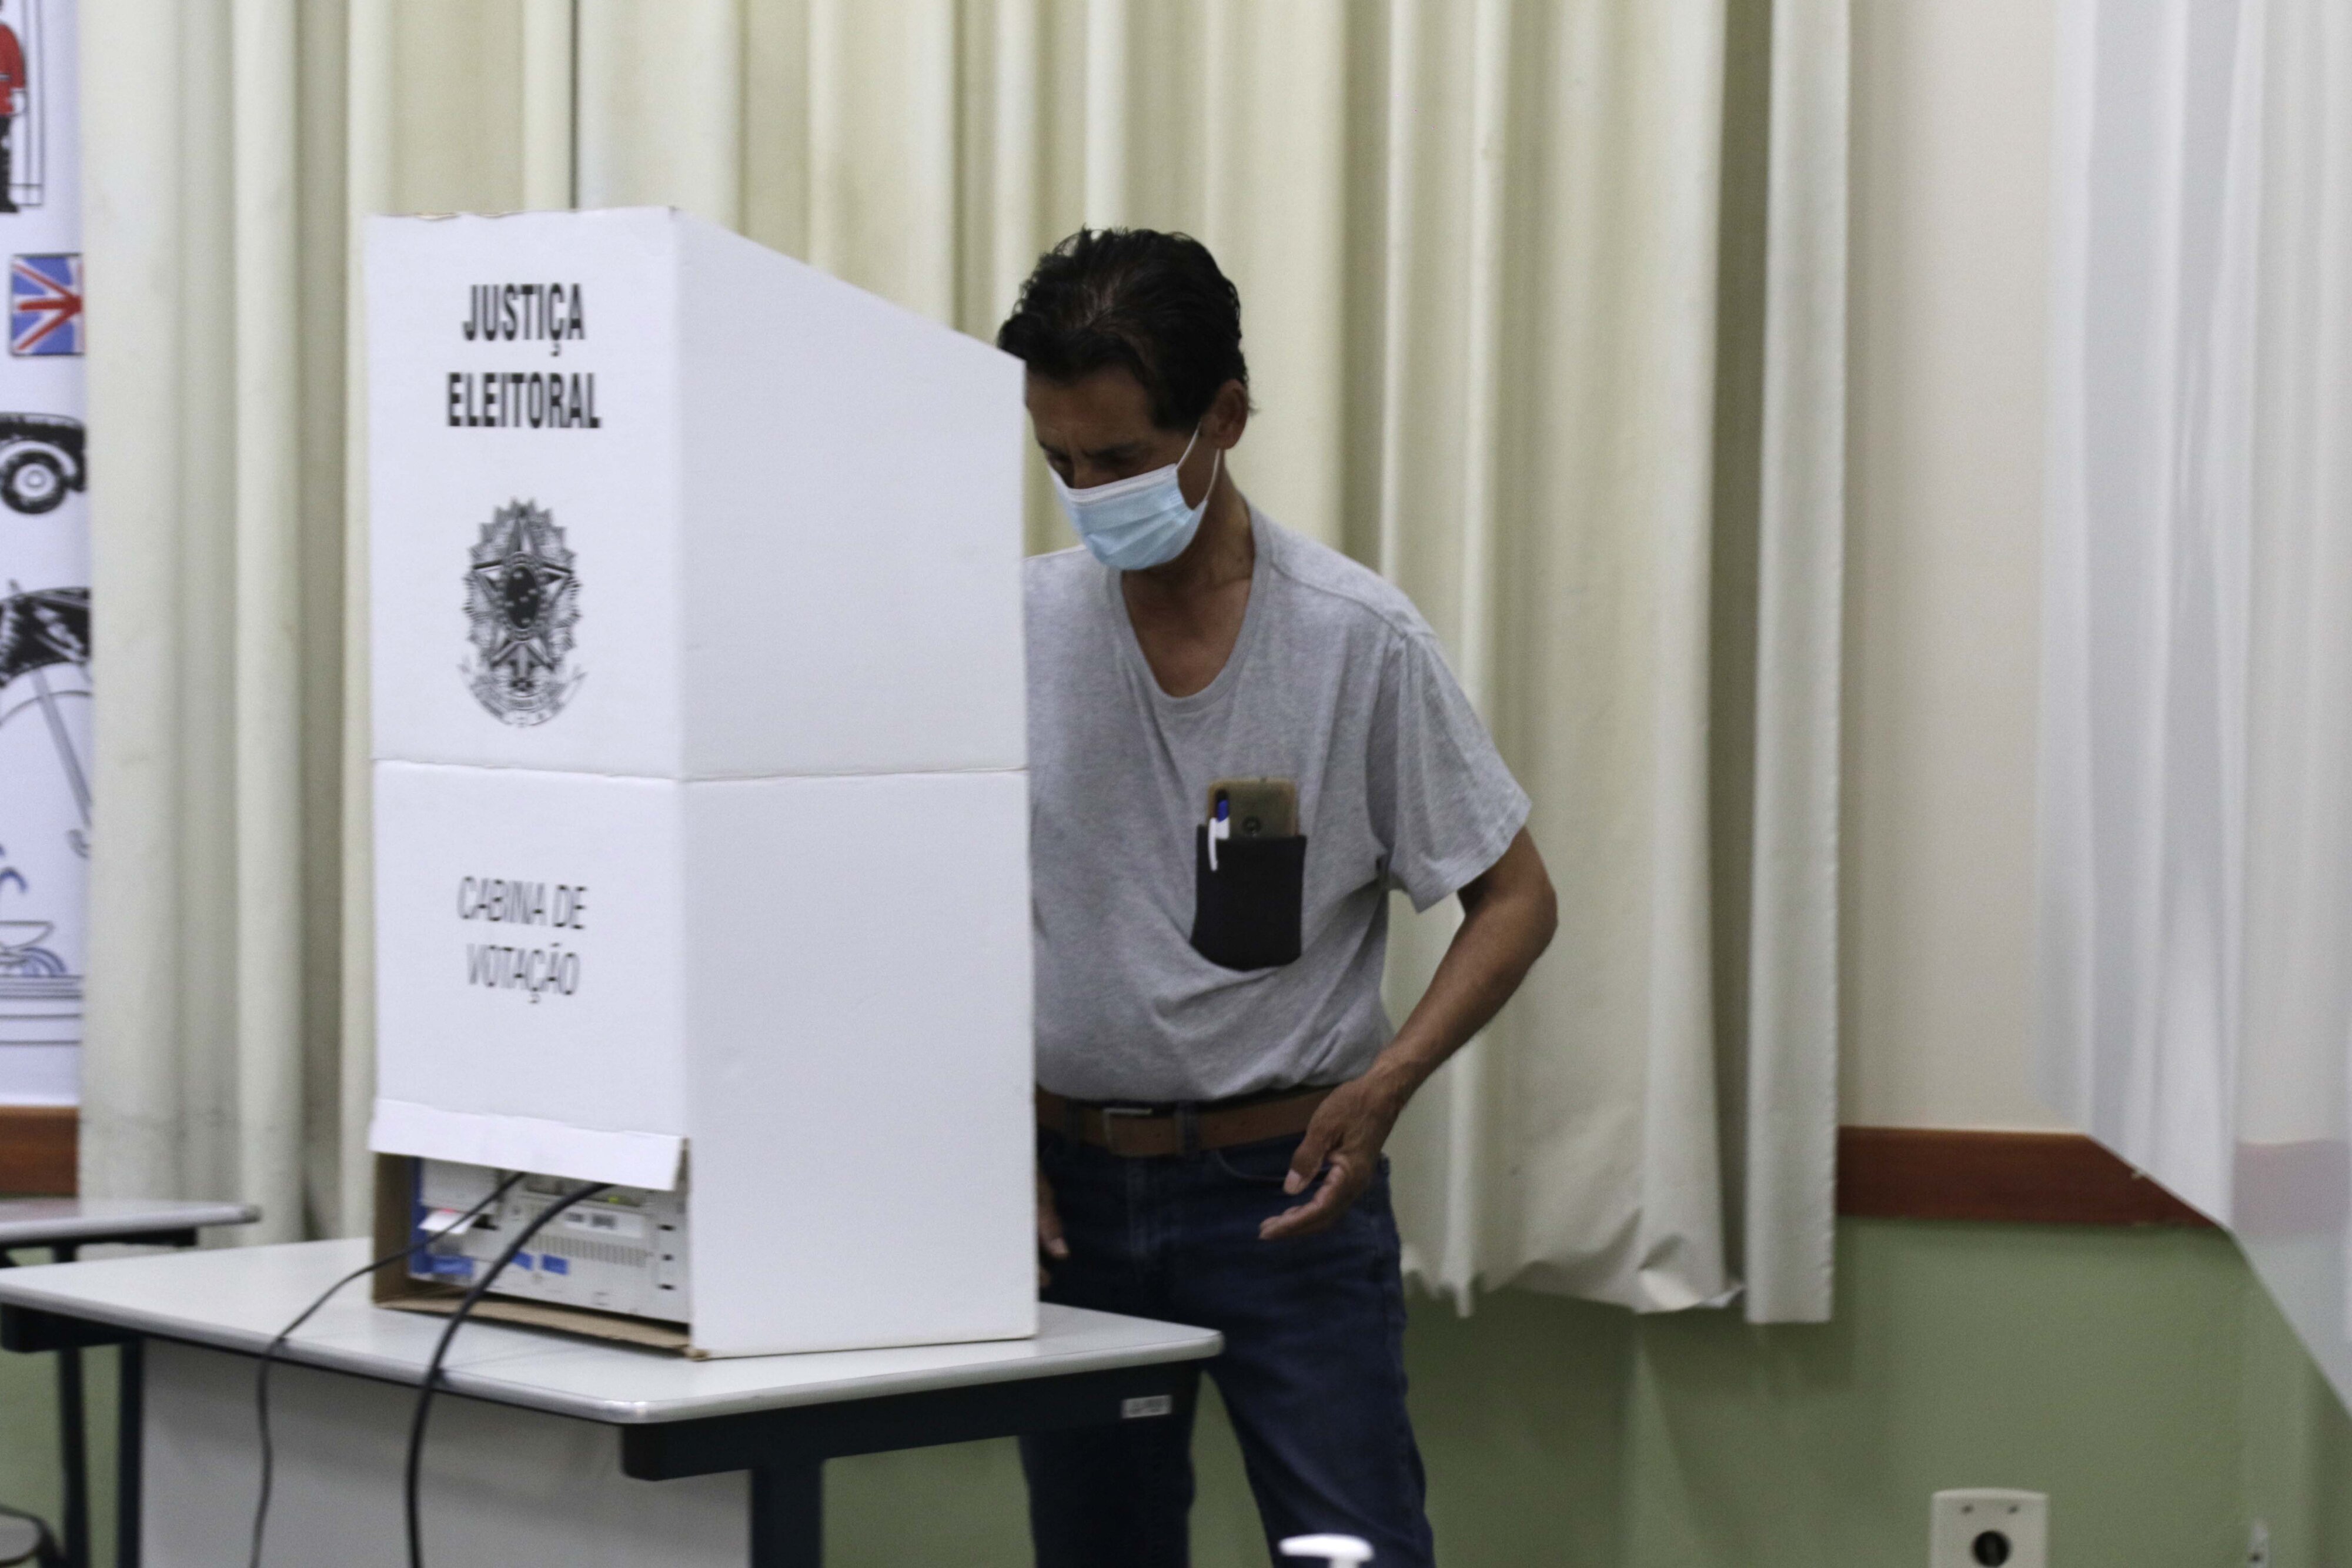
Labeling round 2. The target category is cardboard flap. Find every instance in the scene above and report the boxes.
[369,1098,684,1190]
[377,1292,692,1353]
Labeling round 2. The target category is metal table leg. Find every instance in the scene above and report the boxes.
[46,1245,83,1568]
[747,1463,820,1568]
[51,1350,82,1568]
[114,1339,141,1568]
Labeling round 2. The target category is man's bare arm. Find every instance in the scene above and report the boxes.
[1261,827,1558,1240]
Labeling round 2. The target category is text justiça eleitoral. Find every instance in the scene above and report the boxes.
[445,281,602,430]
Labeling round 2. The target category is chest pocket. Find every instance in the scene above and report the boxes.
[1190,827,1307,969]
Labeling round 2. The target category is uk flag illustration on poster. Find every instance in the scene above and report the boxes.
[9,250,78,355]
[0,0,86,1106]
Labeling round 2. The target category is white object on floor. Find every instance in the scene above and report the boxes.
[1281,1534,1374,1566]
[0,1513,46,1566]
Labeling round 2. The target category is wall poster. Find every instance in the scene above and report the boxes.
[0,0,84,1106]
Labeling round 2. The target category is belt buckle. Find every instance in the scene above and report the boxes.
[1098,1104,1156,1156]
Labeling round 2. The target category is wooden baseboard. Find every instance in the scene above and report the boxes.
[1837,1126,2213,1228]
[0,1105,76,1196]
[0,1112,2229,1226]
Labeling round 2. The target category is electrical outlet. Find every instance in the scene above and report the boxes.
[2248,1519,2270,1566]
[1931,1489,2047,1568]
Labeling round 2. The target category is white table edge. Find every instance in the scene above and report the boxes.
[245,1329,1222,1423]
[0,1200,263,1246]
[0,1243,1224,1425]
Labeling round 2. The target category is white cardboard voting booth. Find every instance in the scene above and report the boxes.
[363,208,1034,1359]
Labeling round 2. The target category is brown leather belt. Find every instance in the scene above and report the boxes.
[1036,1085,1332,1158]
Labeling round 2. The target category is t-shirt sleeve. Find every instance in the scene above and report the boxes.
[1369,628,1532,912]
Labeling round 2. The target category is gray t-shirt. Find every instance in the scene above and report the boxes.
[1026,508,1531,1102]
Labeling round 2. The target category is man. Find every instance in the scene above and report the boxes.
[1001,228,1558,1567]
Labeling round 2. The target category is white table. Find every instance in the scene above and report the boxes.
[0,1198,260,1568]
[0,1200,260,1255]
[0,1239,1222,1567]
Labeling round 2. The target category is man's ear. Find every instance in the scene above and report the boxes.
[1205,379,1250,449]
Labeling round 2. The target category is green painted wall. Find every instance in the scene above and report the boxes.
[2,1221,2344,1565]
[826,1221,2352,1567]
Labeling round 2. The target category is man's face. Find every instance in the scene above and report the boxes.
[1025,367,1200,493]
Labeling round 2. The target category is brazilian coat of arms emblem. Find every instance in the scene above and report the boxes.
[462,500,582,726]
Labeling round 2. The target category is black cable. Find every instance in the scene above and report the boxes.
[248,1171,525,1568]
[403,1181,612,1568]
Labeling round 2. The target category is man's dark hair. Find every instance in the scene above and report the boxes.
[995,229,1248,432]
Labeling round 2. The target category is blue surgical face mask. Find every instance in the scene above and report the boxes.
[1051,427,1221,570]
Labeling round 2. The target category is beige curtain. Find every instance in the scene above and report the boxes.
[79,0,1845,1320]
[81,0,348,1243]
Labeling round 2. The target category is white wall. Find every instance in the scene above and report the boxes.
[1841,0,2067,1130]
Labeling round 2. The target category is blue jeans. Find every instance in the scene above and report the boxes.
[1021,1129,1435,1567]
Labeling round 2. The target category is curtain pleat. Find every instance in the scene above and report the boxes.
[229,0,305,1241]
[81,0,1847,1319]
[520,0,576,212]
[987,0,1041,342]
[576,0,744,227]
[1742,0,1848,1324]
[1080,0,1124,225]
[83,0,196,1211]
[337,0,392,1236]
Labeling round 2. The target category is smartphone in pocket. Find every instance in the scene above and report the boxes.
[1192,778,1306,970]
[1204,777,1298,838]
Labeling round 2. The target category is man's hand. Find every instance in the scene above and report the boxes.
[1259,1071,1408,1241]
[1037,1165,1070,1287]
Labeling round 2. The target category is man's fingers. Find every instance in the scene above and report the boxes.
[1259,1184,1342,1239]
[1285,1120,1338,1196]
[1261,1155,1362,1240]
[1035,1171,1069,1259]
